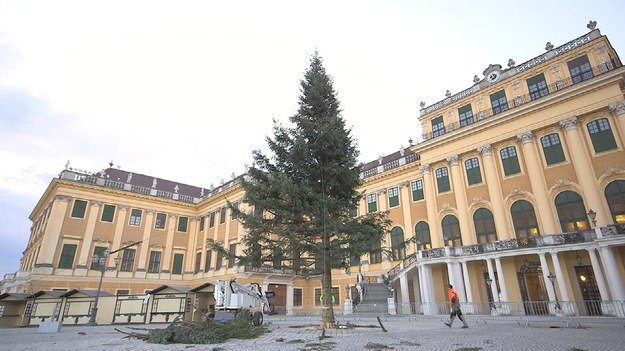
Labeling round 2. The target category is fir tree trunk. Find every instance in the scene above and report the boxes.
[320,234,335,329]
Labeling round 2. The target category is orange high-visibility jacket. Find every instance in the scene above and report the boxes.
[448,287,459,302]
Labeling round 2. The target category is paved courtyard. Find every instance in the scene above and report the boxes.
[1,315,624,350]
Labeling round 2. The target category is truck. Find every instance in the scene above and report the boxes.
[213,279,272,325]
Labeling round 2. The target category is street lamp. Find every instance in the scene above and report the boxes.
[87,250,120,326]
[485,276,495,310]
[587,209,597,227]
[546,272,561,311]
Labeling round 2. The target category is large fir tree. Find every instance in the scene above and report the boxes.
[211,52,390,328]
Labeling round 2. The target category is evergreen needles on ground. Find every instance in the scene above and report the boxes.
[128,311,268,344]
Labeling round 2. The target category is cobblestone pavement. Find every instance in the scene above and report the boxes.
[1,315,624,351]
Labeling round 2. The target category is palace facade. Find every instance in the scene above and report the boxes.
[2,23,625,323]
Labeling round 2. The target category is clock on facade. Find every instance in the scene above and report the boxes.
[487,70,501,83]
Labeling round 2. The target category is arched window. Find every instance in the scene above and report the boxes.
[442,215,462,247]
[390,227,405,260]
[555,191,589,232]
[473,208,497,244]
[415,221,431,251]
[511,200,540,239]
[605,180,625,223]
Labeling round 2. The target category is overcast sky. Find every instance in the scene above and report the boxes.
[1,0,624,276]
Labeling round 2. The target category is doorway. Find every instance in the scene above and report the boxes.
[575,265,602,316]
[517,261,549,315]
[267,283,287,315]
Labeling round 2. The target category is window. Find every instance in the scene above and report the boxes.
[473,208,497,244]
[555,191,589,232]
[129,209,142,226]
[490,90,508,115]
[195,252,202,273]
[349,202,358,217]
[314,287,340,306]
[464,157,482,185]
[442,215,462,247]
[231,202,239,219]
[204,250,212,271]
[350,251,361,267]
[216,251,223,270]
[177,216,188,232]
[209,211,215,227]
[432,116,445,138]
[458,104,474,127]
[567,55,593,84]
[90,246,107,270]
[155,212,166,229]
[293,288,303,307]
[390,227,405,260]
[541,133,566,165]
[120,249,136,272]
[101,204,116,222]
[369,242,382,264]
[588,118,617,153]
[511,200,540,239]
[199,216,205,231]
[435,167,450,193]
[58,244,77,269]
[527,73,549,100]
[367,193,377,213]
[500,146,521,176]
[388,187,399,208]
[229,243,237,268]
[272,247,282,269]
[415,221,431,251]
[250,243,262,268]
[220,207,226,224]
[172,253,184,274]
[605,180,625,223]
[71,199,88,219]
[411,179,424,201]
[147,251,161,273]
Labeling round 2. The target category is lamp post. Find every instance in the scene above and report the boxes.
[485,276,495,310]
[87,250,120,326]
[547,272,561,311]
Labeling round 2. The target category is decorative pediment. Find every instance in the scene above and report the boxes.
[553,178,571,188]
[509,187,528,197]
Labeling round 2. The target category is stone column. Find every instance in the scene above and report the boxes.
[108,205,128,268]
[539,253,556,302]
[447,155,472,244]
[36,195,71,271]
[477,145,509,239]
[161,213,177,273]
[461,261,474,303]
[184,217,198,274]
[517,131,559,234]
[399,181,415,255]
[598,246,625,301]
[494,257,509,302]
[136,209,155,274]
[421,264,437,315]
[559,116,610,225]
[609,100,625,146]
[421,164,441,246]
[485,258,499,304]
[76,200,102,270]
[399,273,411,314]
[550,251,570,302]
[586,248,610,300]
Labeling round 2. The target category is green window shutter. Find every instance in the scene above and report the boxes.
[101,204,116,222]
[90,246,107,270]
[172,253,184,274]
[204,250,212,271]
[458,104,474,126]
[58,244,77,269]
[71,200,88,218]
[155,213,166,229]
[209,212,215,227]
[367,194,377,213]
[431,116,445,137]
[120,249,136,272]
[216,252,223,270]
[412,179,424,201]
[177,216,188,232]
[588,119,617,153]
[490,90,508,114]
[464,158,482,185]
[148,251,161,273]
[229,243,237,268]
[500,146,521,175]
[388,187,399,207]
[541,134,565,165]
[436,167,450,193]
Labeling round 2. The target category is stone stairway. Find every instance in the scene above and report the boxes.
[353,283,393,315]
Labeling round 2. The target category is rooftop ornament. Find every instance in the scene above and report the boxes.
[545,42,554,51]
[473,75,480,83]
[508,59,515,68]
[587,20,597,30]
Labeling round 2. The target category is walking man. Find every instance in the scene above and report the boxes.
[445,284,469,328]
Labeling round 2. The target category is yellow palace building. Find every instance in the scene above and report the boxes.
[2,22,625,324]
